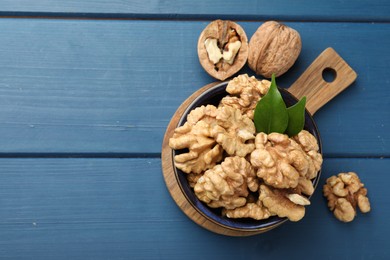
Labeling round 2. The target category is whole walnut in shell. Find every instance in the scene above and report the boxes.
[198,20,248,80]
[248,21,301,78]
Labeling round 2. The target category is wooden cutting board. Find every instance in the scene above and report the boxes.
[161,48,357,236]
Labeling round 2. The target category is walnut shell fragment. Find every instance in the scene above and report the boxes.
[323,172,371,222]
[198,20,248,80]
[248,21,301,78]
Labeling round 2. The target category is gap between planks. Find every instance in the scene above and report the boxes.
[0,153,161,159]
[0,13,389,23]
[0,153,387,159]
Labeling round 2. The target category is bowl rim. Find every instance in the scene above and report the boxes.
[171,81,322,231]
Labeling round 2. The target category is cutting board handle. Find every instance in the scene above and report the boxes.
[287,47,357,115]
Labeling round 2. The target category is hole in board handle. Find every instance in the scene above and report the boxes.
[322,67,337,83]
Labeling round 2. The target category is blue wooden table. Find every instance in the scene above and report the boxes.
[0,1,389,259]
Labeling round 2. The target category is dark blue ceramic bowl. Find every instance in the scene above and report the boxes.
[173,81,322,231]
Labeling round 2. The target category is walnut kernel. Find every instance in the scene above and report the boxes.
[259,184,305,221]
[211,106,256,157]
[194,156,258,209]
[286,193,311,206]
[323,172,371,222]
[169,105,223,174]
[224,199,274,220]
[219,74,270,119]
[250,132,322,189]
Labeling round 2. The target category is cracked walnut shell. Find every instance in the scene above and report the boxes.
[194,156,259,209]
[198,20,248,80]
[323,172,371,222]
[219,74,271,119]
[248,21,301,78]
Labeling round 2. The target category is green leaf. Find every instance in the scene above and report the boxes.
[253,74,289,134]
[286,96,307,137]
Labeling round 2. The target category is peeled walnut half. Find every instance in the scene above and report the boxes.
[250,131,322,189]
[198,20,248,80]
[169,105,223,174]
[194,156,258,210]
[259,184,306,222]
[323,172,371,222]
[224,197,274,220]
[219,74,271,119]
[211,106,256,157]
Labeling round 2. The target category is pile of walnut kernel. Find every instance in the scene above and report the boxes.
[169,74,323,222]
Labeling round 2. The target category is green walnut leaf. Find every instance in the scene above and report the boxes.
[286,96,307,137]
[254,74,289,134]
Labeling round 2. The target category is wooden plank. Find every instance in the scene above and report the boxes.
[0,19,388,156]
[0,158,181,224]
[0,0,389,22]
[0,158,388,258]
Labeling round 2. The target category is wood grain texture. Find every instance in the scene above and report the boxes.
[0,19,388,157]
[288,48,357,115]
[0,158,388,258]
[0,0,389,22]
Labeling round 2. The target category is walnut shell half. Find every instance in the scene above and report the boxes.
[248,21,301,78]
[198,20,248,81]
